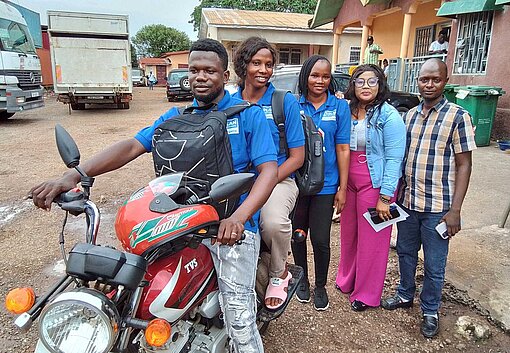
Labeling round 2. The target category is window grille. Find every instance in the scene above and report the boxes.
[290,49,301,65]
[414,26,435,57]
[349,46,361,64]
[453,11,493,74]
[279,48,290,64]
[279,48,301,65]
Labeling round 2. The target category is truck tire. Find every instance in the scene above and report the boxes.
[117,102,130,109]
[71,103,85,110]
[0,112,15,120]
[179,76,191,91]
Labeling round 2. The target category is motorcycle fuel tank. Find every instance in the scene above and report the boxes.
[115,178,219,256]
[138,244,218,322]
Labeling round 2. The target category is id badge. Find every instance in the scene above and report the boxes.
[350,128,358,151]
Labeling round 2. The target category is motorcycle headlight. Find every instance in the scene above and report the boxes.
[38,288,120,353]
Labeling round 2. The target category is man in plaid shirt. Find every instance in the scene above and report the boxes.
[381,58,476,338]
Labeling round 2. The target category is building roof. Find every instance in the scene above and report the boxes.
[202,8,333,31]
[138,57,168,66]
[160,50,190,58]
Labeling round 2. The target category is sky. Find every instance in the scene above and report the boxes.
[11,0,202,40]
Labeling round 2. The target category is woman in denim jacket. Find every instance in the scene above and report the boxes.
[335,64,406,311]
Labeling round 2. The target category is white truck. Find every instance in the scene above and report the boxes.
[47,11,132,110]
[0,1,44,120]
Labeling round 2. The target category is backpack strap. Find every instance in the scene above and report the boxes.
[271,89,290,156]
[181,102,217,114]
[222,101,252,117]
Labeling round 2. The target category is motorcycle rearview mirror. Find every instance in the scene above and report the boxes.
[55,124,80,169]
[208,173,255,203]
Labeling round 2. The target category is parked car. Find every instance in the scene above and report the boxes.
[166,68,193,101]
[269,65,420,115]
[131,68,145,87]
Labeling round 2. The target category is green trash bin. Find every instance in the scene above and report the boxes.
[453,85,506,147]
[444,84,459,103]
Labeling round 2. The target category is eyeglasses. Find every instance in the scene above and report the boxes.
[354,77,379,88]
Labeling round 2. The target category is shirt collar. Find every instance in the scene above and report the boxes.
[192,90,232,111]
[233,83,274,105]
[417,96,448,115]
[299,91,335,109]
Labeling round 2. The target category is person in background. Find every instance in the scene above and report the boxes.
[30,38,278,353]
[364,35,383,65]
[292,55,350,311]
[381,58,476,338]
[335,64,406,311]
[382,59,389,78]
[428,29,449,55]
[148,71,157,90]
[233,36,305,311]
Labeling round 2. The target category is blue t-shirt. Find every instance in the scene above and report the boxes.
[298,92,351,195]
[135,90,277,233]
[233,83,304,168]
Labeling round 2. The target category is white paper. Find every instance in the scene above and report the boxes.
[362,203,410,232]
[455,89,469,100]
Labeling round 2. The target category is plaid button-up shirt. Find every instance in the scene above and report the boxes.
[400,98,477,213]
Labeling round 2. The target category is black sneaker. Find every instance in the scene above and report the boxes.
[296,279,311,303]
[421,315,439,338]
[313,286,329,311]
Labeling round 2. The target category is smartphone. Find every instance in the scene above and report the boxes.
[368,205,400,224]
[435,222,449,239]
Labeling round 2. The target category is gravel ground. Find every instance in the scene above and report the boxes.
[0,87,509,353]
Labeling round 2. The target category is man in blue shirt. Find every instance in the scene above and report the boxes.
[30,39,278,353]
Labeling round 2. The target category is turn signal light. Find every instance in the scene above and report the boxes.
[145,318,171,347]
[5,287,35,314]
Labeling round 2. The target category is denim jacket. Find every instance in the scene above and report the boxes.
[364,101,406,197]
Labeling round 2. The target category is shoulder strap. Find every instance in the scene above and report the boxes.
[271,89,290,156]
[178,101,250,117]
[222,101,252,117]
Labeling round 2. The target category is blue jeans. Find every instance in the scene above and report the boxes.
[205,231,263,353]
[396,207,449,315]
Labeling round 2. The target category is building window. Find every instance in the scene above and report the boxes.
[453,11,493,74]
[349,46,361,64]
[414,25,435,57]
[279,48,301,65]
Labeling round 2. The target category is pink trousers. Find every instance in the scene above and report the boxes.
[335,151,392,307]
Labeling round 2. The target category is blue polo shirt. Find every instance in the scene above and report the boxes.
[298,92,351,195]
[233,83,305,167]
[135,90,277,233]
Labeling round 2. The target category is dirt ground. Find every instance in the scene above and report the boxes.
[0,87,509,353]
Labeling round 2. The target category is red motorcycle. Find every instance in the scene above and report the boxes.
[5,125,302,353]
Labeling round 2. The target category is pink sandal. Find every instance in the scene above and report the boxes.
[264,271,292,311]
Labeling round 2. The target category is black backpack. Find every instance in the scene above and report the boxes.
[152,102,251,218]
[271,89,324,196]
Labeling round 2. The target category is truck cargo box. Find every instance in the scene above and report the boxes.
[48,11,132,110]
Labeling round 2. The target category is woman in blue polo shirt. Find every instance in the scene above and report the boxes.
[233,37,305,311]
[292,55,350,311]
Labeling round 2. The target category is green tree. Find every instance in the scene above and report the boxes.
[130,43,138,67]
[190,0,318,32]
[132,24,191,58]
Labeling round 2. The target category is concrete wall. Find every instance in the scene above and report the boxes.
[365,0,446,59]
[215,27,333,46]
[406,0,450,57]
[165,53,189,75]
[336,32,363,64]
[446,7,510,139]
